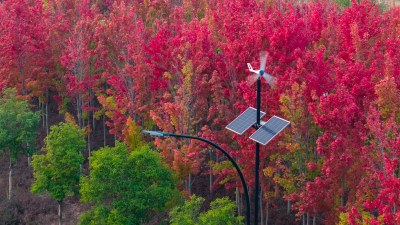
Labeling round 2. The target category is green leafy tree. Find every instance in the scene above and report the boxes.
[0,88,40,200]
[79,142,179,225]
[170,195,244,225]
[31,122,85,225]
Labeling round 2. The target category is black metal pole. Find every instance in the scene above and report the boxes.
[254,77,261,225]
[168,133,251,225]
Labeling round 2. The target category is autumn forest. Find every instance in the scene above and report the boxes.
[1,0,400,224]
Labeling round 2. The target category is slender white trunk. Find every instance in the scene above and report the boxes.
[210,150,213,194]
[313,216,316,225]
[209,171,213,194]
[58,200,63,225]
[27,143,31,166]
[88,131,91,157]
[188,173,191,194]
[46,90,49,136]
[20,66,26,95]
[341,178,345,207]
[260,190,264,225]
[77,94,82,128]
[287,200,291,215]
[236,188,240,216]
[43,102,45,128]
[307,213,310,225]
[39,101,43,128]
[82,111,85,128]
[265,200,269,225]
[79,151,83,175]
[90,89,95,130]
[9,159,13,201]
[80,119,84,172]
[103,114,106,147]
[297,149,302,174]
[92,108,95,130]
[239,190,243,216]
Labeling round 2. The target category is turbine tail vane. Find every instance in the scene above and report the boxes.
[247,63,254,72]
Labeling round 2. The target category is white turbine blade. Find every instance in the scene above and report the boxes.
[248,73,260,85]
[260,51,267,71]
[262,73,277,87]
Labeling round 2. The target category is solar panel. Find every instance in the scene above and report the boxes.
[249,116,290,145]
[226,107,266,135]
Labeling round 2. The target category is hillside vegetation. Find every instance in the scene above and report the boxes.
[1,0,400,224]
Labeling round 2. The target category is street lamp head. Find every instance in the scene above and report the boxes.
[142,130,171,136]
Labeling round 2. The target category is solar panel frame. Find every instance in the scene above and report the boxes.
[249,116,290,145]
[226,107,266,135]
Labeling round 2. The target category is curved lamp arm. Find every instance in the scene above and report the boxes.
[143,130,251,225]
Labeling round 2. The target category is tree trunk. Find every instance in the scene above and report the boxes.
[46,90,49,136]
[58,200,63,225]
[39,101,43,128]
[43,101,45,127]
[265,200,269,225]
[236,188,240,216]
[77,94,82,128]
[341,178,345,207]
[260,190,264,225]
[287,200,291,215]
[92,109,95,129]
[90,89,95,130]
[103,114,106,147]
[88,130,91,157]
[209,171,213,194]
[27,143,31,166]
[210,150,213,194]
[313,216,316,225]
[82,114,85,129]
[92,106,95,130]
[20,66,26,95]
[9,159,14,201]
[297,148,302,174]
[188,173,192,194]
[80,151,83,175]
[239,190,243,217]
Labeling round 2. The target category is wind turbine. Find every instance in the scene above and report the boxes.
[248,51,276,225]
[247,51,277,87]
[226,51,289,225]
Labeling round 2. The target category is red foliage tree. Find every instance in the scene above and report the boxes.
[0,0,50,97]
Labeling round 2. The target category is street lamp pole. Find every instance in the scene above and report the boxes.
[143,130,251,225]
